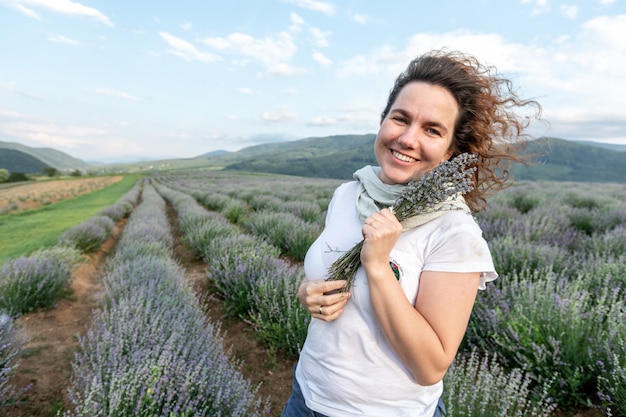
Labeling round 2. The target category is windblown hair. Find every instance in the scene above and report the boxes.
[381,49,543,212]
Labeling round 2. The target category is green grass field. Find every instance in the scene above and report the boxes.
[0,175,138,263]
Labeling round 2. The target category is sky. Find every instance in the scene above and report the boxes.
[0,0,625,163]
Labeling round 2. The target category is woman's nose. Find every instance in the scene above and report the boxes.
[396,125,420,148]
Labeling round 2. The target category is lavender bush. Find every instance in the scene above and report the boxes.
[246,259,309,358]
[443,349,556,416]
[185,217,240,256]
[220,198,249,223]
[467,268,624,407]
[0,312,27,410]
[97,180,141,221]
[58,217,110,253]
[205,234,281,317]
[0,247,81,316]
[108,185,173,260]
[598,341,626,416]
[57,181,141,253]
[278,200,323,223]
[242,210,321,261]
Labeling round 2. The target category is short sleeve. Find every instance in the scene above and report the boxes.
[422,212,498,290]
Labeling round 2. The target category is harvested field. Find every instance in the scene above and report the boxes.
[0,177,124,214]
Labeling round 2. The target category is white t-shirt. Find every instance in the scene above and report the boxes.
[296,181,497,417]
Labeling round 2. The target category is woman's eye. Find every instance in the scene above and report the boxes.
[427,128,441,136]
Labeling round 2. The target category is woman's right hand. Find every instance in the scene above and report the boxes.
[298,278,351,322]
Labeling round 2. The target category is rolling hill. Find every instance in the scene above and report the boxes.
[218,134,377,179]
[514,137,626,183]
[197,135,626,183]
[0,140,89,172]
[0,149,50,174]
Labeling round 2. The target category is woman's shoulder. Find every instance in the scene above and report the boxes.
[425,209,482,234]
[336,180,358,192]
[331,181,359,200]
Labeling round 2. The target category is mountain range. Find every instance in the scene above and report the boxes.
[0,141,89,173]
[1,136,624,183]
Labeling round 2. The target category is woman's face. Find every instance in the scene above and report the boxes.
[375,81,458,185]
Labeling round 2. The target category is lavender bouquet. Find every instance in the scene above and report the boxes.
[325,152,478,290]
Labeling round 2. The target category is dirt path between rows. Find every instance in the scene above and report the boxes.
[5,205,295,417]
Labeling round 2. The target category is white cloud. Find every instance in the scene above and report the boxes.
[0,80,44,99]
[10,3,41,19]
[0,120,106,148]
[312,51,332,67]
[560,4,579,19]
[181,21,192,30]
[262,107,297,122]
[0,108,27,118]
[238,87,254,94]
[87,88,142,101]
[290,12,305,32]
[200,31,303,75]
[282,0,336,16]
[0,113,143,158]
[336,19,626,144]
[352,13,369,24]
[308,116,336,126]
[520,0,550,15]
[47,33,79,45]
[267,62,306,77]
[159,32,222,63]
[3,0,113,26]
[309,27,331,47]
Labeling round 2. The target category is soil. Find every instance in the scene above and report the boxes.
[4,205,295,417]
[3,202,604,417]
[0,176,124,214]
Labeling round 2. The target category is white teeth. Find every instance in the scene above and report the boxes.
[392,150,416,163]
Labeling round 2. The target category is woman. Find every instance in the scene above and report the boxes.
[282,49,541,417]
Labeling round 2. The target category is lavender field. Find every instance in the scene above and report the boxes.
[155,171,626,416]
[1,170,625,416]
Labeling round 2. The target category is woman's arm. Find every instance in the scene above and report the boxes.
[361,209,480,386]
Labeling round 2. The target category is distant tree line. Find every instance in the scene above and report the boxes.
[0,167,83,183]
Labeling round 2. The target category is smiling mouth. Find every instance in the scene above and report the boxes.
[391,150,417,163]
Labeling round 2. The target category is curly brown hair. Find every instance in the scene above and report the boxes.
[381,49,542,212]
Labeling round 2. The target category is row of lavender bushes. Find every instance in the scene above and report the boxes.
[64,182,266,416]
[153,181,310,358]
[0,179,141,412]
[154,171,565,416]
[57,181,142,253]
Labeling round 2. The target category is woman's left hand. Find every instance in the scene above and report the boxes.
[360,208,402,271]
[297,278,351,322]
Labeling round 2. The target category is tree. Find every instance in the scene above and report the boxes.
[7,172,29,183]
[43,167,58,177]
[0,168,8,183]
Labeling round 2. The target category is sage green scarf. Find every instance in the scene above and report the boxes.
[353,165,470,230]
